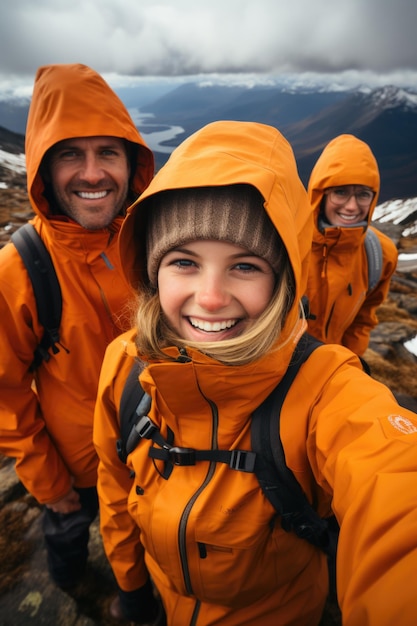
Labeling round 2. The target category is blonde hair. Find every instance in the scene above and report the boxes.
[134,252,296,366]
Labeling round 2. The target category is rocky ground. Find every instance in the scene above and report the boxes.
[0,176,416,625]
[0,458,120,625]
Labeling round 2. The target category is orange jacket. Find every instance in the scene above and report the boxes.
[94,122,417,626]
[305,134,398,355]
[0,64,153,503]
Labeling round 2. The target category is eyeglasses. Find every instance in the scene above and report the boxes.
[325,186,374,209]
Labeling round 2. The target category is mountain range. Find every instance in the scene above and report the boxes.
[136,82,417,203]
[0,81,416,203]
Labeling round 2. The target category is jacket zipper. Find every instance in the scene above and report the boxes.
[321,243,328,278]
[171,348,216,624]
[190,600,201,625]
[178,398,218,594]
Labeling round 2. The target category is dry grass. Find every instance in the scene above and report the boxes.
[376,299,417,326]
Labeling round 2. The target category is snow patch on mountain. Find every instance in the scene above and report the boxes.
[369,85,417,111]
[374,197,417,236]
[0,149,25,177]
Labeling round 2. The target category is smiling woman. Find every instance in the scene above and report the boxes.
[305,134,399,356]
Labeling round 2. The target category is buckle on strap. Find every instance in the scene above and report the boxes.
[149,445,257,472]
[125,415,157,457]
[229,449,256,472]
[169,447,196,466]
[134,415,158,439]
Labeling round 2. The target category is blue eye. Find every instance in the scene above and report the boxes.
[174,258,195,267]
[235,262,257,272]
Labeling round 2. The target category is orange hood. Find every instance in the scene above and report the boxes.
[119,120,314,342]
[25,63,154,219]
[307,134,380,229]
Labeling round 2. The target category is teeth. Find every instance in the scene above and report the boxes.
[189,318,237,332]
[78,191,108,199]
[339,213,358,221]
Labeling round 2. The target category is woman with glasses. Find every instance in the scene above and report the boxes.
[305,134,398,356]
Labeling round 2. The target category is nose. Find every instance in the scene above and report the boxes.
[79,154,105,184]
[195,274,231,311]
[343,194,359,210]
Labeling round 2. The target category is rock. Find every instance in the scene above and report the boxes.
[373,221,404,245]
[390,292,417,315]
[365,296,417,404]
[368,321,417,361]
[0,466,122,625]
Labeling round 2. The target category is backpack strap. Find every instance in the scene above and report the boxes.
[11,224,62,370]
[364,228,383,292]
[117,354,259,476]
[117,359,145,463]
[117,364,256,476]
[251,333,334,553]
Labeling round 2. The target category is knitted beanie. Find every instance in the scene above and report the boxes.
[146,185,282,286]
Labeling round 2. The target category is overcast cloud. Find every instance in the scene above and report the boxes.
[1,0,417,95]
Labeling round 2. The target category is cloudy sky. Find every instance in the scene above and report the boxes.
[1,0,417,96]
